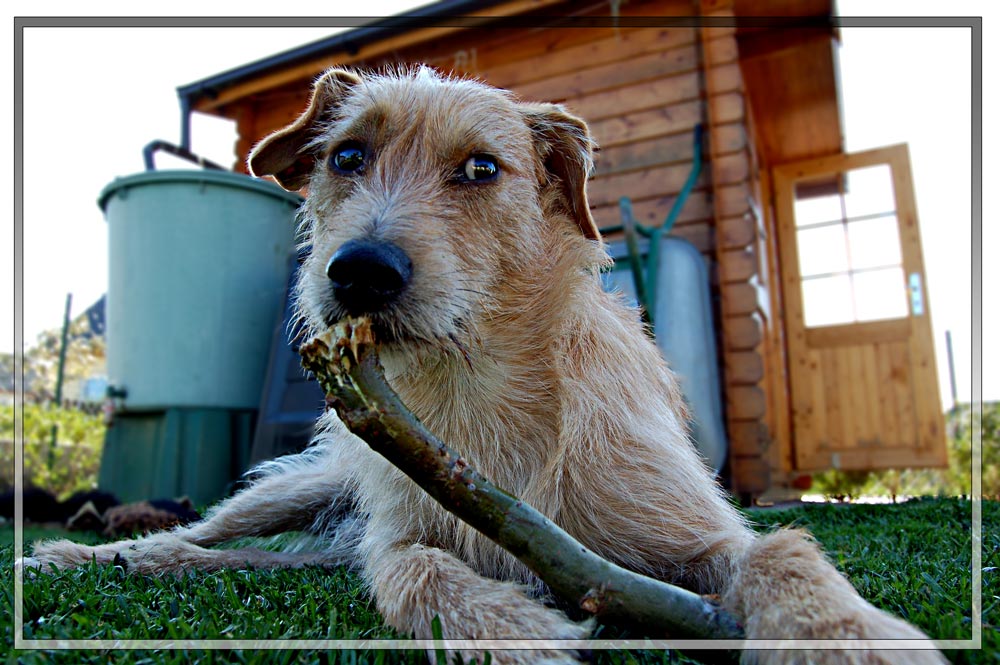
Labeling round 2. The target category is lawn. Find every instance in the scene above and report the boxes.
[2,498,997,664]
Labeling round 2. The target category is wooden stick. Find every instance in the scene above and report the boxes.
[300,318,744,641]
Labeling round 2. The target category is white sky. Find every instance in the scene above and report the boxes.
[4,1,996,407]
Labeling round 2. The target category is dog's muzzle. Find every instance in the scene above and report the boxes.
[325,239,413,315]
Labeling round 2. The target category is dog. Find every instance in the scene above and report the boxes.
[22,67,945,664]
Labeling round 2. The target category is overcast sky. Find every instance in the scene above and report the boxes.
[4,1,996,406]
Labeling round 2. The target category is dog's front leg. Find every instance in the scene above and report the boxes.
[22,468,351,573]
[725,530,948,665]
[181,418,364,548]
[181,467,352,548]
[364,539,592,664]
[21,532,341,575]
[22,427,362,574]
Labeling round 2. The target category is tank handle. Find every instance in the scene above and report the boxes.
[142,140,226,172]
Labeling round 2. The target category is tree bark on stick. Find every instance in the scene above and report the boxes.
[300,317,744,641]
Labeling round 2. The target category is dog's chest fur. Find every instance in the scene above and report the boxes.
[388,331,564,489]
[337,315,569,581]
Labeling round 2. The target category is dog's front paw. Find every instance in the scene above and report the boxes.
[13,556,42,578]
[526,615,594,664]
[26,539,111,570]
[743,604,948,665]
[24,537,144,573]
[745,644,947,665]
[433,611,593,665]
[471,645,589,665]
[731,530,948,664]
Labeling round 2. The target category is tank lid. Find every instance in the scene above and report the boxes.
[98,169,304,213]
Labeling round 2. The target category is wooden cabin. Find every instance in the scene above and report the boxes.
[178,0,947,499]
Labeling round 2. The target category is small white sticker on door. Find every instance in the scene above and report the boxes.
[909,272,925,316]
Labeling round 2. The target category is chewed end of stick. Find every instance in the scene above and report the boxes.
[300,317,375,389]
[341,317,375,361]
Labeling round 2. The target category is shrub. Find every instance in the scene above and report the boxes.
[0,403,105,500]
[949,401,1000,497]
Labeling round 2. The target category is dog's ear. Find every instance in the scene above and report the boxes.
[522,104,600,241]
[248,68,362,190]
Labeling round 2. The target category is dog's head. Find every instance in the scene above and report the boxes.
[249,66,604,349]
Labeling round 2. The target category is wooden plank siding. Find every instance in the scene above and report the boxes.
[489,8,717,265]
[698,0,771,495]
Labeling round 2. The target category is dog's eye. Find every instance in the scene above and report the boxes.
[461,155,499,182]
[330,143,366,173]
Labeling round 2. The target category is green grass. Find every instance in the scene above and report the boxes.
[3,498,997,664]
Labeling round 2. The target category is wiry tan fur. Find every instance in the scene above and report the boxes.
[22,67,946,665]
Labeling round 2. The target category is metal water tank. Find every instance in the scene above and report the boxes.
[99,170,302,410]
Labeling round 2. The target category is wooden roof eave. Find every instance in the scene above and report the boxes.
[732,6,845,166]
[179,0,569,117]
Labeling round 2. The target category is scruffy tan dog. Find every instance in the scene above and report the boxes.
[24,67,944,664]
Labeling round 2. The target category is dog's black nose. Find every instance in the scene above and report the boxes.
[326,239,413,314]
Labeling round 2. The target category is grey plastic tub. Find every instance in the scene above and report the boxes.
[99,170,302,410]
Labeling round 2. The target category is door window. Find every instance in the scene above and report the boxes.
[792,164,908,327]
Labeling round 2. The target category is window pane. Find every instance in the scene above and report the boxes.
[794,193,842,227]
[843,164,895,219]
[802,275,854,327]
[797,225,849,277]
[854,268,908,322]
[847,215,902,270]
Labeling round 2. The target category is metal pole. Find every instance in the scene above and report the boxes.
[53,293,72,406]
[945,329,958,412]
[49,293,72,467]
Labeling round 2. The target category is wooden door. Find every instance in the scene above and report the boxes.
[772,144,947,471]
